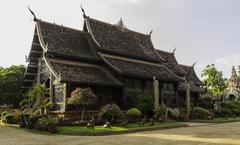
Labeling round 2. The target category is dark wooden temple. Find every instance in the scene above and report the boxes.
[22,12,205,115]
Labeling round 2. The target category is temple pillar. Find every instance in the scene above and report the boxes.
[153,77,160,111]
[63,83,67,112]
[176,90,179,108]
[49,73,54,102]
[186,82,191,120]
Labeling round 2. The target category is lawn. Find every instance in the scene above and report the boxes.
[58,121,186,135]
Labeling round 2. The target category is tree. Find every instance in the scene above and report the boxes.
[134,92,154,115]
[67,88,97,122]
[238,65,240,80]
[0,65,25,107]
[201,64,227,97]
[21,84,51,116]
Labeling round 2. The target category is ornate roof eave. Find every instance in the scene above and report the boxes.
[180,63,203,86]
[144,29,166,63]
[42,56,61,82]
[98,52,122,74]
[60,80,122,87]
[35,21,48,53]
[27,7,48,54]
[101,53,184,82]
[161,63,185,82]
[84,16,101,48]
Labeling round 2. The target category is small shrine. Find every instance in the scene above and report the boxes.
[225,66,240,101]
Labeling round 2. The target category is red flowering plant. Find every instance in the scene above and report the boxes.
[67,88,97,122]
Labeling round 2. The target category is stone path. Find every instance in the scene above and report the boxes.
[1,122,240,145]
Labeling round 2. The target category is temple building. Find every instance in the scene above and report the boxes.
[21,10,205,115]
[225,66,240,101]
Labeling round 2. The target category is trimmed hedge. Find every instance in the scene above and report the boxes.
[191,107,211,119]
[126,108,142,122]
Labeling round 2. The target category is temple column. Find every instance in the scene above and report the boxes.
[186,82,191,120]
[63,83,67,112]
[49,73,54,102]
[176,91,179,108]
[153,77,160,111]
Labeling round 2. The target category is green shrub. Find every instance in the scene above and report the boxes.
[29,115,44,126]
[37,117,58,133]
[232,109,240,117]
[12,110,22,123]
[214,108,232,118]
[134,92,154,114]
[0,111,9,123]
[167,108,180,120]
[99,103,124,123]
[19,113,31,128]
[4,114,15,124]
[126,108,142,119]
[221,101,240,110]
[154,107,166,117]
[1,118,7,124]
[1,111,9,117]
[191,107,210,119]
[219,101,240,117]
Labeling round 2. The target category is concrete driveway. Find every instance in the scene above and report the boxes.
[1,122,240,145]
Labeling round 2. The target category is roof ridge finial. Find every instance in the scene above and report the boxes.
[116,17,126,28]
[28,6,37,21]
[192,62,196,68]
[173,46,176,54]
[80,4,86,18]
[149,29,153,36]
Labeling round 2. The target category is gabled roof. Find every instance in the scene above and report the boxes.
[85,17,161,62]
[37,21,100,62]
[100,53,183,82]
[45,58,122,87]
[180,64,203,86]
[155,49,187,76]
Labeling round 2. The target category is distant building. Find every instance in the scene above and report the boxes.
[21,11,205,115]
[225,66,240,101]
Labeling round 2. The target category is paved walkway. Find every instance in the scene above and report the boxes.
[1,122,240,145]
[181,122,214,127]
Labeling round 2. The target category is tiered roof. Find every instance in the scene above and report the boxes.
[155,49,187,76]
[22,14,204,92]
[38,21,100,62]
[46,58,122,87]
[85,17,162,62]
[180,64,203,86]
[100,54,182,82]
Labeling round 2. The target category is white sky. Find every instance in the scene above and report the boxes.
[0,0,240,79]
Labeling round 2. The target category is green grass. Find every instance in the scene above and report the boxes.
[58,126,128,134]
[57,121,185,135]
[190,117,240,123]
